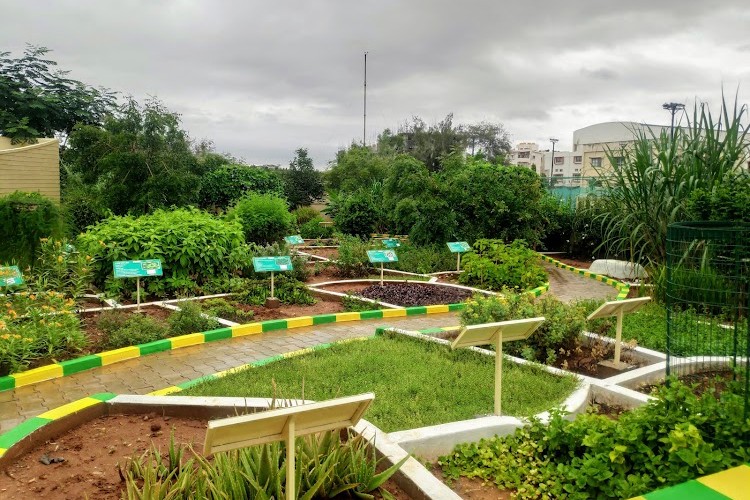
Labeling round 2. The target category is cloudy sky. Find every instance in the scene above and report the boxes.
[3,0,749,167]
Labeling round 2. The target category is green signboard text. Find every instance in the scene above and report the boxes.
[0,266,24,286]
[447,241,471,253]
[253,256,293,273]
[113,260,164,278]
[367,250,398,263]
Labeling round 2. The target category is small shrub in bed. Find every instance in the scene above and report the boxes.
[168,301,221,335]
[334,234,370,278]
[459,239,547,291]
[226,193,294,245]
[98,312,168,350]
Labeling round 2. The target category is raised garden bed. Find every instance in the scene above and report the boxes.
[358,283,472,307]
[198,296,346,322]
[300,247,338,260]
[80,305,172,348]
[637,369,739,397]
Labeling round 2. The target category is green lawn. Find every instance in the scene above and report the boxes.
[181,333,579,432]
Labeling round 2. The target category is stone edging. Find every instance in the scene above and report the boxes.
[0,303,464,393]
[539,254,630,300]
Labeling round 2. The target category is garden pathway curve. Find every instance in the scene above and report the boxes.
[0,313,457,432]
[543,262,618,303]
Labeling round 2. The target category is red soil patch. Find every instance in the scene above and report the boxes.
[79,306,172,350]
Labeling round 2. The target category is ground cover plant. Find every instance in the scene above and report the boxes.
[124,429,406,499]
[439,377,750,499]
[389,242,456,274]
[182,332,579,432]
[358,282,471,307]
[459,239,547,291]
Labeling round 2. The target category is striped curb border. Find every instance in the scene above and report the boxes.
[0,335,379,458]
[630,463,750,500]
[539,254,630,300]
[0,304,464,393]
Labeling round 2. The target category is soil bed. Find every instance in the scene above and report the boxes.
[210,298,346,322]
[359,283,472,307]
[76,297,106,310]
[590,401,628,420]
[431,465,513,499]
[637,369,737,397]
[300,247,338,260]
[80,306,172,350]
[0,414,408,500]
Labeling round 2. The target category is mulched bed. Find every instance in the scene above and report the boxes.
[638,369,738,397]
[79,306,172,350]
[300,247,338,260]
[226,298,346,322]
[359,283,472,307]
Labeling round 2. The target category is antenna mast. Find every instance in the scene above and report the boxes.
[363,51,368,146]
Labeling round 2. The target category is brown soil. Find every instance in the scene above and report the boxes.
[306,266,348,284]
[637,369,737,397]
[553,255,593,269]
[75,297,105,310]
[553,340,647,379]
[431,465,513,499]
[232,299,346,321]
[0,414,410,500]
[0,414,206,500]
[79,306,172,350]
[590,401,628,420]
[315,282,372,294]
[300,247,339,260]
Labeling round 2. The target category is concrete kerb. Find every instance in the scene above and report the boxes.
[0,301,463,393]
[539,254,631,300]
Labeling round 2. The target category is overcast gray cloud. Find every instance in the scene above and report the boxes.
[2,0,749,166]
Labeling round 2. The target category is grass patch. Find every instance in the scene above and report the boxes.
[181,333,579,432]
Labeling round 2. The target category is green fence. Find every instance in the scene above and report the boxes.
[666,222,749,417]
[544,177,603,205]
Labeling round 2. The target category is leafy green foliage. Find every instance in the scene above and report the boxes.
[64,97,202,215]
[291,206,320,226]
[341,295,384,312]
[439,379,750,499]
[283,148,324,209]
[201,298,255,324]
[390,243,456,274]
[325,144,392,193]
[686,172,750,222]
[226,193,294,245]
[199,164,284,212]
[31,238,94,300]
[97,311,168,350]
[459,240,547,291]
[0,45,116,142]
[0,191,63,267]
[298,216,334,239]
[78,208,247,298]
[461,293,586,364]
[183,332,578,432]
[124,429,407,499]
[334,235,370,278]
[0,291,85,375]
[167,301,221,335]
[331,189,383,238]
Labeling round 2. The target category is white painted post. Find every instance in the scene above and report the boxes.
[136,277,141,312]
[495,335,503,415]
[270,272,275,299]
[286,416,296,500]
[457,253,461,272]
[614,309,624,365]
[380,262,384,286]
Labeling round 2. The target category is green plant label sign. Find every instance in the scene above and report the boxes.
[382,238,401,248]
[113,259,164,278]
[284,235,305,245]
[447,241,471,253]
[253,256,293,272]
[367,250,398,263]
[0,266,23,286]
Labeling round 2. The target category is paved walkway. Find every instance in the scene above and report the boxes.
[0,313,457,432]
[543,263,618,303]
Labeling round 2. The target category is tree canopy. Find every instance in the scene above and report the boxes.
[283,148,324,209]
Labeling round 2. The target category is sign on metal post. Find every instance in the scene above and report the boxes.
[367,250,398,286]
[451,318,545,415]
[382,238,401,249]
[587,297,651,369]
[113,260,163,311]
[253,256,293,299]
[204,393,375,500]
[447,241,471,272]
[0,266,23,287]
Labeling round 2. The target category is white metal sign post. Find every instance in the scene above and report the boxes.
[451,318,545,415]
[204,393,375,500]
[587,297,651,368]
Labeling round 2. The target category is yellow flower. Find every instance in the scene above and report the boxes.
[29,294,36,300]
[0,334,9,340]
[86,255,92,261]
[0,321,5,330]
[57,255,64,263]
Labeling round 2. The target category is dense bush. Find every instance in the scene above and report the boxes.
[461,293,586,364]
[60,179,109,237]
[199,164,284,211]
[391,243,456,274]
[202,298,255,324]
[78,208,247,298]
[299,215,334,239]
[459,240,547,291]
[97,311,168,350]
[0,191,62,267]
[291,206,320,226]
[686,173,750,222]
[539,196,574,251]
[440,379,750,499]
[334,235,371,278]
[332,190,382,238]
[226,193,294,245]
[168,301,221,335]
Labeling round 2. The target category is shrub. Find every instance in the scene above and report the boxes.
[332,190,381,238]
[459,239,547,291]
[202,298,255,324]
[461,293,586,364]
[0,291,85,375]
[439,379,750,499]
[77,208,247,299]
[31,238,94,300]
[391,243,456,274]
[292,206,320,226]
[168,301,221,335]
[299,215,334,239]
[98,312,168,350]
[60,182,108,237]
[226,193,294,245]
[276,278,316,305]
[334,235,370,278]
[199,164,284,211]
[0,191,62,267]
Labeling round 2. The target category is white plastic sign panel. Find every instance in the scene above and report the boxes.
[203,393,375,454]
[113,259,163,278]
[451,317,546,349]
[586,297,651,321]
[253,256,293,273]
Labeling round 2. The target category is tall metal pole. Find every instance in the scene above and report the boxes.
[363,52,368,146]
[549,138,558,186]
[662,102,685,140]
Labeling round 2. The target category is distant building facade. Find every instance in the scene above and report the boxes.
[0,137,60,201]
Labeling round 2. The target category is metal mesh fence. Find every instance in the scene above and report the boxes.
[544,177,603,205]
[666,222,749,417]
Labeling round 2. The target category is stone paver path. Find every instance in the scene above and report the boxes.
[0,313,457,432]
[543,263,618,303]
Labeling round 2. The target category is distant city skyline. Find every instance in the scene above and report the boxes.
[2,0,748,167]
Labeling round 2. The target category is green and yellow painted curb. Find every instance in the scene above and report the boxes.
[0,304,465,393]
[539,254,630,300]
[630,463,750,499]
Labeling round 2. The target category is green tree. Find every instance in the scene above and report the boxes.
[377,114,467,171]
[199,164,284,211]
[325,144,391,194]
[0,45,116,143]
[464,121,511,164]
[283,148,324,209]
[64,97,201,215]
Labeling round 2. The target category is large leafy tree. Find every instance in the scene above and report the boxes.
[377,114,466,171]
[0,45,116,143]
[64,97,201,215]
[325,144,391,194]
[283,148,324,209]
[464,121,511,164]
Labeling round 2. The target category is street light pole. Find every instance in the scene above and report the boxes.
[549,138,558,186]
[662,102,685,140]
